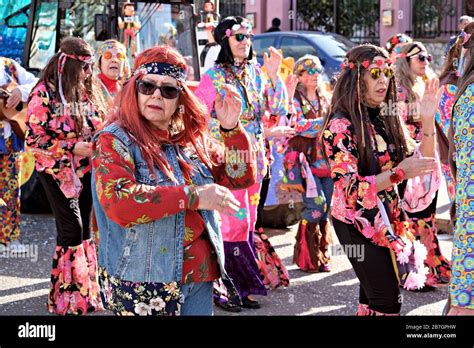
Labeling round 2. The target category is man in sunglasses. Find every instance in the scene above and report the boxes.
[96,40,131,104]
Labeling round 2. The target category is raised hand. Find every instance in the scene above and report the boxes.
[263,47,283,84]
[214,84,242,130]
[285,73,299,101]
[419,78,442,123]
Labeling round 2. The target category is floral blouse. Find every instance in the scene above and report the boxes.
[322,109,440,256]
[92,122,257,284]
[195,62,288,182]
[26,81,105,198]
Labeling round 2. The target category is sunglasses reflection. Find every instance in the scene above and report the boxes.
[369,67,395,79]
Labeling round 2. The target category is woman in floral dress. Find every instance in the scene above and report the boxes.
[92,45,256,315]
[395,42,451,286]
[281,55,333,273]
[322,44,441,315]
[26,37,106,315]
[195,16,288,310]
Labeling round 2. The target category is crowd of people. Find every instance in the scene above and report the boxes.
[0,12,473,316]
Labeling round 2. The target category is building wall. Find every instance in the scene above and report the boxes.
[245,0,293,33]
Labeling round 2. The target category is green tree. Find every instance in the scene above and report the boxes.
[296,0,379,44]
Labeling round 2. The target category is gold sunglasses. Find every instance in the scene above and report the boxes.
[369,67,394,80]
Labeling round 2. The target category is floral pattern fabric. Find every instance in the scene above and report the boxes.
[26,82,105,198]
[99,267,181,316]
[48,239,103,315]
[451,83,474,309]
[0,138,21,244]
[399,83,451,285]
[290,96,331,177]
[322,111,419,261]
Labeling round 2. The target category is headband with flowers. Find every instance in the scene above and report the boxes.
[386,34,412,54]
[340,56,393,71]
[223,21,253,39]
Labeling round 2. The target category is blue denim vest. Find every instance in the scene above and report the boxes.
[91,123,228,284]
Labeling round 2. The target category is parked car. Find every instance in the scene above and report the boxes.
[253,31,355,82]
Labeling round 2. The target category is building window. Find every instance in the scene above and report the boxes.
[219,0,246,19]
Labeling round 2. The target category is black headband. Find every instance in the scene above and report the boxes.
[134,62,187,82]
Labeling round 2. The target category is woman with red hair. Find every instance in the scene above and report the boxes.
[91,45,257,315]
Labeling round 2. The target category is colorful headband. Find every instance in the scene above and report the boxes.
[341,57,392,70]
[99,41,126,57]
[294,56,323,74]
[134,62,187,82]
[58,51,95,73]
[224,21,253,38]
[405,44,424,59]
[386,34,411,50]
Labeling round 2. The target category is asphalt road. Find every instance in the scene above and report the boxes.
[0,213,452,316]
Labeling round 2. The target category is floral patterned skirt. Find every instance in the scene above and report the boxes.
[47,239,103,315]
[0,142,21,245]
[254,227,290,288]
[407,193,451,285]
[99,267,181,316]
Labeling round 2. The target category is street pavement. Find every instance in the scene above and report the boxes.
[0,212,451,316]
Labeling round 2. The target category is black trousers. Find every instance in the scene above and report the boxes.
[38,171,92,247]
[333,218,401,314]
[255,177,270,230]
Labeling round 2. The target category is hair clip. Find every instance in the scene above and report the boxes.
[225,28,232,38]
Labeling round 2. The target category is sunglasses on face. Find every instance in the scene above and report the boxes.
[81,61,94,71]
[103,51,126,61]
[136,80,182,99]
[415,54,432,63]
[369,67,395,80]
[232,33,254,42]
[306,67,323,75]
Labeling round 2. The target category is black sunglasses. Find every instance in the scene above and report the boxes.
[232,33,254,42]
[81,61,94,71]
[408,53,432,63]
[136,80,182,99]
[416,54,432,63]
